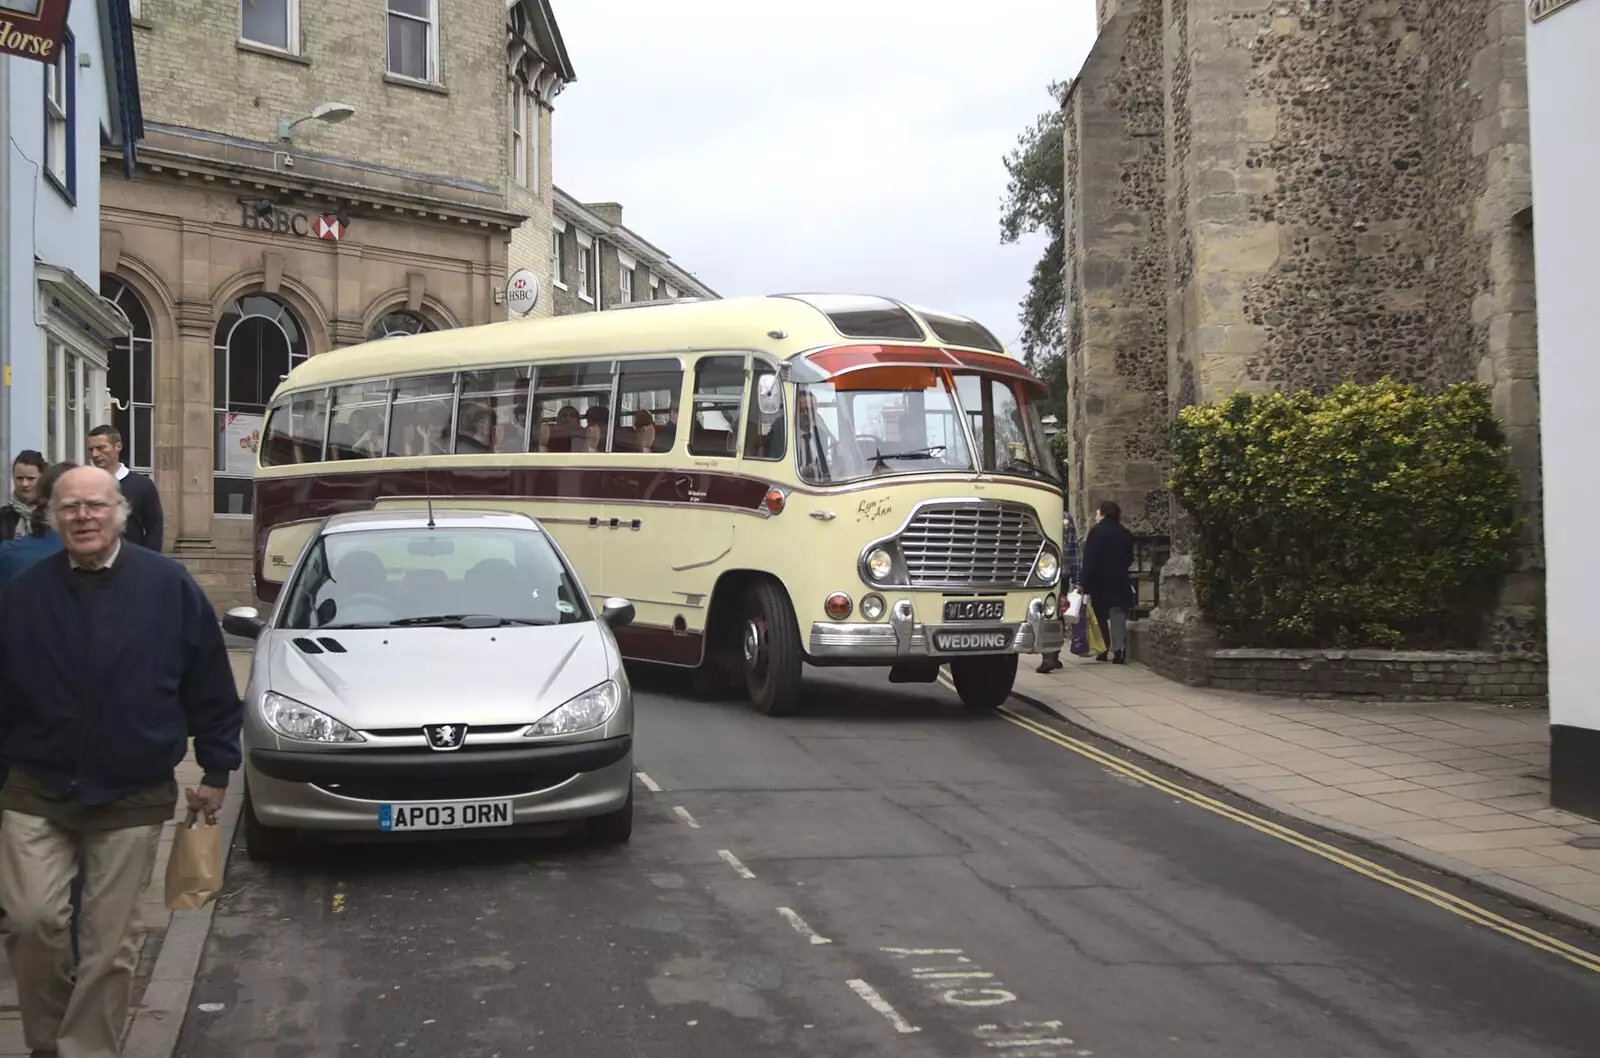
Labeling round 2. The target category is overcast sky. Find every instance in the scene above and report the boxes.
[548,0,1098,354]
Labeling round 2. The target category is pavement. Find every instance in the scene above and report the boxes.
[174,665,1599,1057]
[1011,657,1600,932]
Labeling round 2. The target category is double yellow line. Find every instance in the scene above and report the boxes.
[940,673,1600,973]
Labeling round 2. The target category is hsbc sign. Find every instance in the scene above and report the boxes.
[240,204,350,241]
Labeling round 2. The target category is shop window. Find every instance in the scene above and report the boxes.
[532,362,613,453]
[213,294,308,515]
[101,275,155,472]
[459,365,531,454]
[687,355,745,458]
[240,0,296,53]
[387,0,438,83]
[369,311,434,342]
[613,359,682,454]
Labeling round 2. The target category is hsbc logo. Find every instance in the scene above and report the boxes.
[240,202,352,242]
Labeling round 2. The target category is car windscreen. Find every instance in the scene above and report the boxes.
[278,526,590,630]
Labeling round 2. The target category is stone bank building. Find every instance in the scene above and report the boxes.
[100,0,575,604]
[1062,0,1543,678]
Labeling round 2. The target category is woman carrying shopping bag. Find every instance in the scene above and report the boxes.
[1036,510,1082,674]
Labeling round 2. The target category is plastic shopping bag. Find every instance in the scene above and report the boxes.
[165,809,223,911]
[1069,610,1091,655]
[1084,604,1107,656]
[1064,589,1084,622]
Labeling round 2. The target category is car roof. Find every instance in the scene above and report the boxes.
[318,508,544,535]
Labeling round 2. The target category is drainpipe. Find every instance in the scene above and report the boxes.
[0,53,11,476]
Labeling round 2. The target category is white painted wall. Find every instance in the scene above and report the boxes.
[1528,0,1600,733]
[3,0,109,463]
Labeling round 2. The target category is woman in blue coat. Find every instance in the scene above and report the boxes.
[0,461,71,594]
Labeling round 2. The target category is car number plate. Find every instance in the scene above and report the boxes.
[943,599,1005,622]
[931,628,1012,653]
[378,799,514,832]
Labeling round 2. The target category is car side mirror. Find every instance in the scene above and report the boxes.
[600,597,635,630]
[222,605,267,640]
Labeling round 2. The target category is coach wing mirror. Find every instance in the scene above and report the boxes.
[223,606,267,640]
[600,597,635,630]
[757,373,783,417]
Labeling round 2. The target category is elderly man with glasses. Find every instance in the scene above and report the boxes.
[0,465,241,1058]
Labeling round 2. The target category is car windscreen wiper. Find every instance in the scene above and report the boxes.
[385,614,550,628]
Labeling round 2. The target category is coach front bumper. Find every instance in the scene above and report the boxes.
[806,597,1064,660]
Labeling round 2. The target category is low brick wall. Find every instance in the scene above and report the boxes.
[1204,648,1546,701]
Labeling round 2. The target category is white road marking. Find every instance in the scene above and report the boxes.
[881,947,968,958]
[914,970,996,981]
[940,987,1019,1007]
[717,849,755,879]
[776,907,832,944]
[847,979,921,1034]
[636,771,662,792]
[978,1021,1081,1050]
[672,806,700,829]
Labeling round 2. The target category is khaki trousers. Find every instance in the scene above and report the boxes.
[0,811,161,1058]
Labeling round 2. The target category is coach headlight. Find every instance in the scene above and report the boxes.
[1034,549,1060,585]
[866,548,894,582]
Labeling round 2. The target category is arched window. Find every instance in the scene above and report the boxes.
[369,311,434,341]
[100,275,155,471]
[213,294,308,516]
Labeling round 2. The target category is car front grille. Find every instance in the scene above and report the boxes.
[315,771,579,803]
[898,504,1044,588]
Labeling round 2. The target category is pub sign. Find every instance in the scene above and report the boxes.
[0,0,71,64]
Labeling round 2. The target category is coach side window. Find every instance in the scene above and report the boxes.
[613,358,683,453]
[742,361,785,461]
[688,355,746,458]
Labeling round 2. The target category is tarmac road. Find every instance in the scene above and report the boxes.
[175,665,1600,1057]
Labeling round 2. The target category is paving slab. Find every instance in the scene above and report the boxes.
[1012,655,1600,935]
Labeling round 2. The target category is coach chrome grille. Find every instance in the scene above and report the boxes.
[898,504,1044,587]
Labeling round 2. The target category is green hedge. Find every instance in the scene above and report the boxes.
[1168,379,1518,648]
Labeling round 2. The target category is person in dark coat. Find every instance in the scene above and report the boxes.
[86,425,164,552]
[0,461,71,594]
[0,450,45,541]
[1080,499,1136,664]
[0,465,241,1058]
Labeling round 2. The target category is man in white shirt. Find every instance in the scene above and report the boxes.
[85,426,164,552]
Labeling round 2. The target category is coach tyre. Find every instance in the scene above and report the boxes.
[742,579,803,716]
[950,653,1019,711]
[242,781,295,862]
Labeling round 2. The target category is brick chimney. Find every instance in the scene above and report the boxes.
[585,202,623,228]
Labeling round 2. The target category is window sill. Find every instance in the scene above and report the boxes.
[553,281,568,291]
[43,168,75,207]
[237,40,310,66]
[578,293,594,305]
[384,73,447,96]
[131,17,154,30]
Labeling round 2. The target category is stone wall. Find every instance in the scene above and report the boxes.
[1204,648,1547,701]
[130,0,508,188]
[1061,0,1169,534]
[1065,0,1545,678]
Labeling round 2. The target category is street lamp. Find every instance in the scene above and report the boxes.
[276,102,357,143]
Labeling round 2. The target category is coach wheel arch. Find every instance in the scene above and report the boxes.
[705,570,803,715]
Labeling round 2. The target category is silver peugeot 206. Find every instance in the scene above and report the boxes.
[222,508,637,861]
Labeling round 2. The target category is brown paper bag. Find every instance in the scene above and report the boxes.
[165,809,223,911]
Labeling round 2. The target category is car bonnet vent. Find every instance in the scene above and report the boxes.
[317,638,348,654]
[292,637,324,654]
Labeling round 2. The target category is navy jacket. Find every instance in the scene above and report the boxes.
[0,530,63,593]
[0,545,241,805]
[1081,519,1137,611]
[119,470,164,552]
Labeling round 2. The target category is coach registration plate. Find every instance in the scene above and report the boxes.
[931,628,1012,653]
[943,599,1005,622]
[378,800,513,832]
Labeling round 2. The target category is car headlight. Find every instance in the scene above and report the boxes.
[1034,549,1060,583]
[529,680,621,736]
[866,548,894,581]
[262,692,364,743]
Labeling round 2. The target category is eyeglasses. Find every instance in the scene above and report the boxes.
[53,500,116,516]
